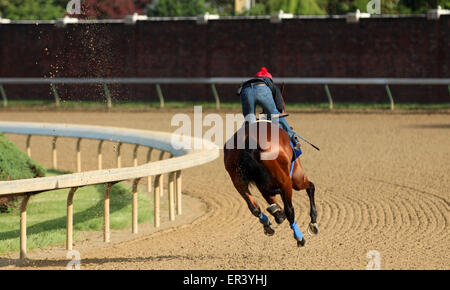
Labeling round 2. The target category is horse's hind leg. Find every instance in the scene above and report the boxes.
[258,188,286,224]
[279,180,306,247]
[291,160,319,236]
[230,177,275,236]
[306,182,319,236]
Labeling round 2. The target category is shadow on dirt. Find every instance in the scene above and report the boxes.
[406,124,450,129]
[0,254,197,268]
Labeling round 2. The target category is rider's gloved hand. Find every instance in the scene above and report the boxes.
[293,136,301,150]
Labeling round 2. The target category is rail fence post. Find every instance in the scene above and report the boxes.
[155,84,165,108]
[211,83,220,109]
[158,151,165,197]
[133,144,139,167]
[176,170,182,215]
[385,84,395,110]
[324,84,333,110]
[146,148,153,193]
[103,83,112,110]
[153,175,162,227]
[97,140,104,170]
[20,194,32,260]
[168,172,175,221]
[66,187,78,251]
[0,84,7,108]
[132,178,141,234]
[76,138,82,172]
[26,135,32,157]
[116,142,122,168]
[104,183,113,243]
[52,136,58,169]
[50,83,60,107]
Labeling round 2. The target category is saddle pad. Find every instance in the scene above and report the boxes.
[290,139,302,161]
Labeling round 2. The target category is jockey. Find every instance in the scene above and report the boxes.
[237,67,302,150]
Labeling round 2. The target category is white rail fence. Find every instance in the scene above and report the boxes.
[0,77,449,110]
[0,121,220,260]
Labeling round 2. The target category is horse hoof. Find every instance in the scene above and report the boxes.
[307,223,319,236]
[297,238,306,247]
[263,224,275,236]
[274,211,286,224]
[267,204,286,225]
[275,215,285,225]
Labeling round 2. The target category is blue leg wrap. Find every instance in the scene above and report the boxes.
[290,221,303,240]
[259,212,269,225]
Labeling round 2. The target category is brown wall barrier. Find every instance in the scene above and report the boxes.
[0,16,448,104]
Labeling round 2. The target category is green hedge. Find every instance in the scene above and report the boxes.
[0,133,46,181]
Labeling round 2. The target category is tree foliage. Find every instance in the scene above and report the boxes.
[147,0,207,17]
[269,0,326,14]
[0,0,65,20]
[0,0,449,19]
[241,0,450,15]
[326,0,450,15]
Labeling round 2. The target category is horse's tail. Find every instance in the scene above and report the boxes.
[237,145,271,186]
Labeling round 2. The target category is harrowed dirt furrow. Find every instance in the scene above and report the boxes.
[313,194,334,233]
[416,194,449,245]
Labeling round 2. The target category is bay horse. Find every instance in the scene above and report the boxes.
[223,119,318,247]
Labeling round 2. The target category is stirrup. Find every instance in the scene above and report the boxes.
[292,136,301,150]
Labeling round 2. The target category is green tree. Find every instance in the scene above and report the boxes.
[267,0,325,14]
[347,0,449,14]
[148,0,207,17]
[1,0,448,20]
[243,0,327,15]
[243,2,268,15]
[207,0,234,15]
[0,0,65,20]
[296,0,327,14]
[401,0,450,12]
[325,0,353,14]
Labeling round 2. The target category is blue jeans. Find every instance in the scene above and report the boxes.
[240,84,298,141]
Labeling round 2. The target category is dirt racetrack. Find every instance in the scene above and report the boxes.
[0,109,449,270]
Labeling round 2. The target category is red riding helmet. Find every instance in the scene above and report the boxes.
[254,67,273,80]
